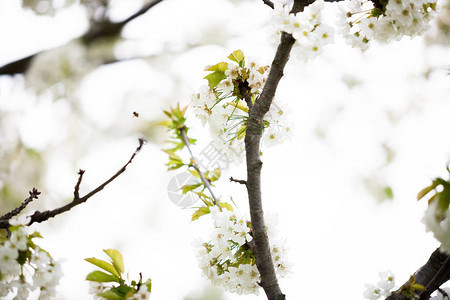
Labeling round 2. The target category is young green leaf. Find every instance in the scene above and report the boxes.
[103,249,125,275]
[417,183,437,201]
[192,207,211,221]
[205,62,228,72]
[204,72,227,89]
[211,168,221,182]
[97,290,124,300]
[86,271,120,283]
[228,50,245,65]
[218,202,233,212]
[85,258,120,277]
[181,183,202,194]
[189,169,201,179]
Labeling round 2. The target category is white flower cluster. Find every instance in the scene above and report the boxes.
[271,0,334,61]
[337,0,437,51]
[363,270,395,299]
[0,225,62,299]
[422,198,450,254]
[190,52,292,163]
[194,207,290,295]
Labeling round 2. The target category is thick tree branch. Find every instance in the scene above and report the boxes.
[244,1,314,299]
[0,139,145,229]
[386,248,450,300]
[179,126,218,205]
[0,0,165,75]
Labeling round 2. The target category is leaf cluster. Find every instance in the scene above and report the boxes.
[395,275,426,300]
[160,104,195,170]
[417,170,450,215]
[85,249,151,299]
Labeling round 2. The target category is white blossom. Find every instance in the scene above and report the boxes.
[271,0,334,61]
[423,198,450,254]
[363,283,382,300]
[377,270,395,292]
[194,208,290,295]
[337,0,437,51]
[0,243,20,277]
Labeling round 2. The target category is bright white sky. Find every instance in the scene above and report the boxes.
[0,0,449,300]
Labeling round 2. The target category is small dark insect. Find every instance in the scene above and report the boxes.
[133,112,139,118]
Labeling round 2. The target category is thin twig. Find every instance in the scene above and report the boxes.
[0,188,41,221]
[179,127,218,205]
[262,0,274,9]
[0,139,145,229]
[230,177,247,185]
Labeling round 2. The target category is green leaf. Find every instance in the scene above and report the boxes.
[85,258,120,277]
[227,50,245,65]
[143,279,152,292]
[383,186,394,200]
[417,183,437,201]
[181,183,202,194]
[167,163,185,170]
[103,249,125,275]
[218,202,233,212]
[189,169,201,179]
[204,72,226,89]
[163,110,172,118]
[157,120,172,127]
[97,290,124,300]
[116,285,133,295]
[86,271,120,283]
[211,168,221,182]
[411,284,426,291]
[192,207,210,221]
[205,62,228,72]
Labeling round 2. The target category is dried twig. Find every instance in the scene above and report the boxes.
[229,177,247,185]
[0,188,41,221]
[0,139,145,229]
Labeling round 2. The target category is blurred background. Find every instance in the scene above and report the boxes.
[0,0,449,299]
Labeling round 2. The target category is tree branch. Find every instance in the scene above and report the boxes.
[0,0,165,75]
[82,0,165,44]
[229,177,247,185]
[0,139,145,229]
[262,0,275,9]
[0,188,40,221]
[243,1,314,299]
[238,81,253,110]
[386,248,450,300]
[179,126,218,205]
